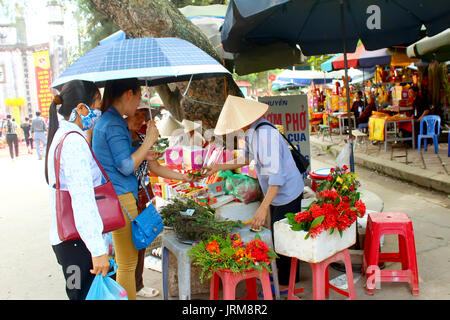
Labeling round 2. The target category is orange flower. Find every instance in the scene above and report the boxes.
[206,240,220,254]
[232,240,244,248]
[234,248,246,258]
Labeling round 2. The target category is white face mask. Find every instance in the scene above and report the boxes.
[69,104,102,131]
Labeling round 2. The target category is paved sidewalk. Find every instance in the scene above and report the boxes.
[310,132,450,194]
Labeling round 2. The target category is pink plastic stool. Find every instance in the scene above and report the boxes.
[362,212,419,295]
[288,249,356,300]
[210,269,273,300]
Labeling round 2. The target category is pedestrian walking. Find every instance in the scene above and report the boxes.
[3,115,20,161]
[45,80,109,300]
[21,117,32,154]
[31,111,47,160]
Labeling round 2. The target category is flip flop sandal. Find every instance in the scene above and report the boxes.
[137,287,160,298]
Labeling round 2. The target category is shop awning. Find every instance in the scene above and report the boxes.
[407,28,450,62]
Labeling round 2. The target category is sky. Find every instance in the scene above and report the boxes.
[0,0,79,48]
[25,0,79,47]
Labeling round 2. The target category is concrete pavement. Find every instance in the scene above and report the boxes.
[1,148,449,300]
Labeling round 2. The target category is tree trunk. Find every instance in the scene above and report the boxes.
[88,0,243,129]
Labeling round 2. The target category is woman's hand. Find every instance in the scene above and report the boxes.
[145,121,159,146]
[90,254,110,277]
[251,205,269,230]
[202,164,220,177]
[146,150,163,161]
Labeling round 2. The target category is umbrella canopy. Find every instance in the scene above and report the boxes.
[358,48,392,67]
[221,0,450,56]
[321,54,342,72]
[407,28,450,62]
[322,46,419,70]
[52,37,231,90]
[275,70,334,86]
[332,45,366,69]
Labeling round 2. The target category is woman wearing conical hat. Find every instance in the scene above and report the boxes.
[204,95,304,290]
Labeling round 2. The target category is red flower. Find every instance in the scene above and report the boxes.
[349,185,355,191]
[355,200,366,217]
[295,211,312,223]
[246,239,270,263]
[327,176,333,181]
[318,189,339,201]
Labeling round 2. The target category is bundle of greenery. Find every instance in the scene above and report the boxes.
[159,198,243,242]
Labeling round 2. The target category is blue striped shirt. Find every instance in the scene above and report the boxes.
[244,118,304,206]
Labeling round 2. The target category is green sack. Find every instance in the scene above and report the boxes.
[218,170,262,204]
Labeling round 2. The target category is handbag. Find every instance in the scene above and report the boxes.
[54,131,126,242]
[120,181,163,250]
[255,122,310,174]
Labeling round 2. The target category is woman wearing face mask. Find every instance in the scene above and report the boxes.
[92,78,159,300]
[45,80,109,300]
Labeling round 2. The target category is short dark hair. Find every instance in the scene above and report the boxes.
[6,114,11,119]
[101,78,140,113]
[36,111,41,116]
[25,117,29,121]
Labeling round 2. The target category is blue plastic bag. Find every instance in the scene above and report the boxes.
[85,259,128,300]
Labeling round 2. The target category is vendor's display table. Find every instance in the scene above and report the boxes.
[369,117,415,151]
[214,201,261,222]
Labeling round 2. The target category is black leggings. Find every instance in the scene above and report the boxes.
[52,240,96,300]
[270,192,303,286]
[6,134,18,159]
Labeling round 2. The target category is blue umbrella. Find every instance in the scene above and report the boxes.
[52,37,231,90]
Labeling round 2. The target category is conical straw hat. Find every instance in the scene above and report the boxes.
[214,95,269,136]
[157,115,184,136]
[182,119,202,133]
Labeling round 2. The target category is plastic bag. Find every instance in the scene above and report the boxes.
[336,141,352,168]
[85,259,128,300]
[218,170,262,204]
[103,232,115,258]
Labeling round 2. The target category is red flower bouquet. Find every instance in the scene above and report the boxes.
[286,167,366,239]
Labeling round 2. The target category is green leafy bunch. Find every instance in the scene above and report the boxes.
[188,233,278,283]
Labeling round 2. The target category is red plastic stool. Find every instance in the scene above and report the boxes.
[288,249,356,300]
[362,212,419,296]
[210,269,273,300]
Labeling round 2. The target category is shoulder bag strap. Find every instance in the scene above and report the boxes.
[54,131,111,190]
[254,122,302,155]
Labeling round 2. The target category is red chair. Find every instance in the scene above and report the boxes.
[287,249,356,300]
[362,212,419,296]
[210,269,273,300]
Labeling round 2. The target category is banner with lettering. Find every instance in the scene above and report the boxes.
[258,95,311,178]
[33,50,53,118]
